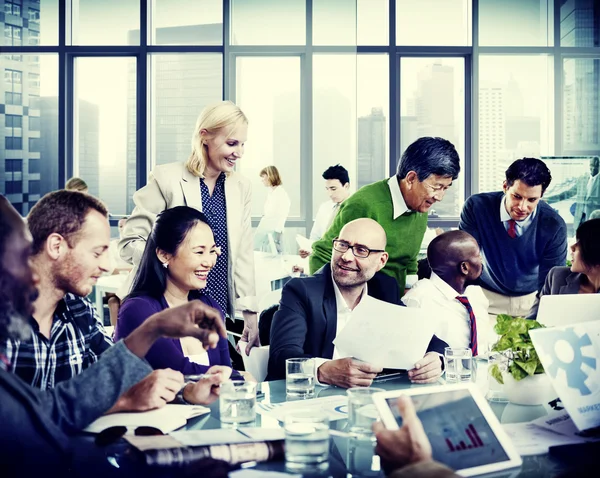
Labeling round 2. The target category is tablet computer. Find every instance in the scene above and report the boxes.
[372,384,522,477]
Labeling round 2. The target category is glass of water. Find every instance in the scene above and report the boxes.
[285,411,330,474]
[346,387,384,436]
[219,380,256,425]
[286,357,315,398]
[486,350,509,402]
[444,347,473,383]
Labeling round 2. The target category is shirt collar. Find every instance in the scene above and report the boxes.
[430,272,462,300]
[331,269,368,312]
[499,195,536,226]
[387,176,410,219]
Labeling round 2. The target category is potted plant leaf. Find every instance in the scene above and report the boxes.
[489,314,556,405]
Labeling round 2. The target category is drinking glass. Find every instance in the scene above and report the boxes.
[346,387,384,436]
[285,411,330,473]
[445,347,473,383]
[286,357,315,398]
[219,380,256,424]
[486,350,509,402]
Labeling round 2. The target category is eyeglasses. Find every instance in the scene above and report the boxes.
[422,181,450,194]
[332,239,385,259]
[95,425,164,447]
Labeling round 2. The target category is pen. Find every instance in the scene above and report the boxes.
[184,373,217,383]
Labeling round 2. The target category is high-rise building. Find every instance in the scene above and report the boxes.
[479,86,507,193]
[357,107,386,190]
[1,0,42,214]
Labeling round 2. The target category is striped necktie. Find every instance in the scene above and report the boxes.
[456,296,478,356]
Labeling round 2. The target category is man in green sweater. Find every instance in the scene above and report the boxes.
[309,137,461,295]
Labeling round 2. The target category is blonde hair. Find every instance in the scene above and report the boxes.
[259,166,282,187]
[185,101,248,177]
[65,177,88,192]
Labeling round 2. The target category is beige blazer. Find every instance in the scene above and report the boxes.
[118,161,257,314]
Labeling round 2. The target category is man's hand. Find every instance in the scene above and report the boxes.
[408,352,443,384]
[182,366,232,405]
[373,395,432,474]
[298,248,311,259]
[107,369,184,413]
[124,300,226,359]
[239,311,260,356]
[317,358,382,388]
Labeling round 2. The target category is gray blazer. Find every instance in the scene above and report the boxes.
[527,266,583,319]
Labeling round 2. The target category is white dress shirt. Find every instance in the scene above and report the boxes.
[309,200,340,241]
[401,272,495,355]
[314,275,371,384]
[388,176,410,219]
[260,185,291,233]
[500,195,536,237]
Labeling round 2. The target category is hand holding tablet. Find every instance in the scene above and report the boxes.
[371,384,522,477]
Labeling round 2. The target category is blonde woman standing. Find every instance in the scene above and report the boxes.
[119,101,259,354]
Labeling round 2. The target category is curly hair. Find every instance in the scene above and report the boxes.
[27,190,108,255]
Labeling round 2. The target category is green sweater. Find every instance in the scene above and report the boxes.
[309,179,428,295]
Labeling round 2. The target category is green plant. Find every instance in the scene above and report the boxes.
[490,314,546,384]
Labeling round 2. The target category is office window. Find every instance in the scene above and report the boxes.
[29,180,41,195]
[401,57,465,217]
[29,158,41,174]
[4,25,22,46]
[5,2,21,16]
[28,72,40,89]
[5,181,23,195]
[4,69,23,105]
[357,54,389,190]
[5,159,23,174]
[151,0,223,45]
[478,55,554,194]
[563,58,600,151]
[235,56,302,218]
[29,116,41,131]
[150,53,222,174]
[28,7,40,24]
[29,137,40,152]
[231,0,306,45]
[5,114,22,128]
[74,57,135,215]
[312,0,357,46]
[396,0,471,46]
[561,0,600,47]
[357,0,388,45]
[29,31,40,46]
[71,0,140,45]
[5,137,23,150]
[313,54,356,219]
[479,0,552,47]
[5,92,22,105]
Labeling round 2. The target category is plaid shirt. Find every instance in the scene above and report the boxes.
[4,293,113,390]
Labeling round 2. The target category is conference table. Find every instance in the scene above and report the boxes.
[100,368,574,478]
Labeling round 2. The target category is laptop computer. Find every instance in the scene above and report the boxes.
[536,294,600,327]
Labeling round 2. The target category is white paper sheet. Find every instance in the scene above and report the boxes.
[530,409,600,441]
[333,296,436,369]
[170,427,285,447]
[84,404,210,434]
[238,341,269,382]
[502,422,589,456]
[295,234,313,252]
[256,395,348,422]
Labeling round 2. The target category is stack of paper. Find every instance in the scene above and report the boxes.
[256,395,348,422]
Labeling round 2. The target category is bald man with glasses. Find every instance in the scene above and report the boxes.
[267,218,447,388]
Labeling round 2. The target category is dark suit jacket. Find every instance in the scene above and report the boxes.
[527,266,585,319]
[267,264,448,380]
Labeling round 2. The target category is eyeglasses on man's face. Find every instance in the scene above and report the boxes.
[332,239,385,259]
[422,180,450,194]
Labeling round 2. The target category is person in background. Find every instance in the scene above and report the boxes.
[119,101,260,354]
[268,218,447,387]
[402,231,494,355]
[0,194,231,476]
[528,218,600,319]
[254,165,291,254]
[5,190,212,412]
[65,177,88,193]
[309,137,460,296]
[574,156,600,230]
[116,206,245,381]
[459,158,567,319]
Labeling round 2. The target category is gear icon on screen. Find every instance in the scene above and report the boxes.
[536,327,597,396]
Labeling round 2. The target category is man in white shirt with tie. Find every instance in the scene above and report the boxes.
[299,165,351,258]
[402,231,494,356]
